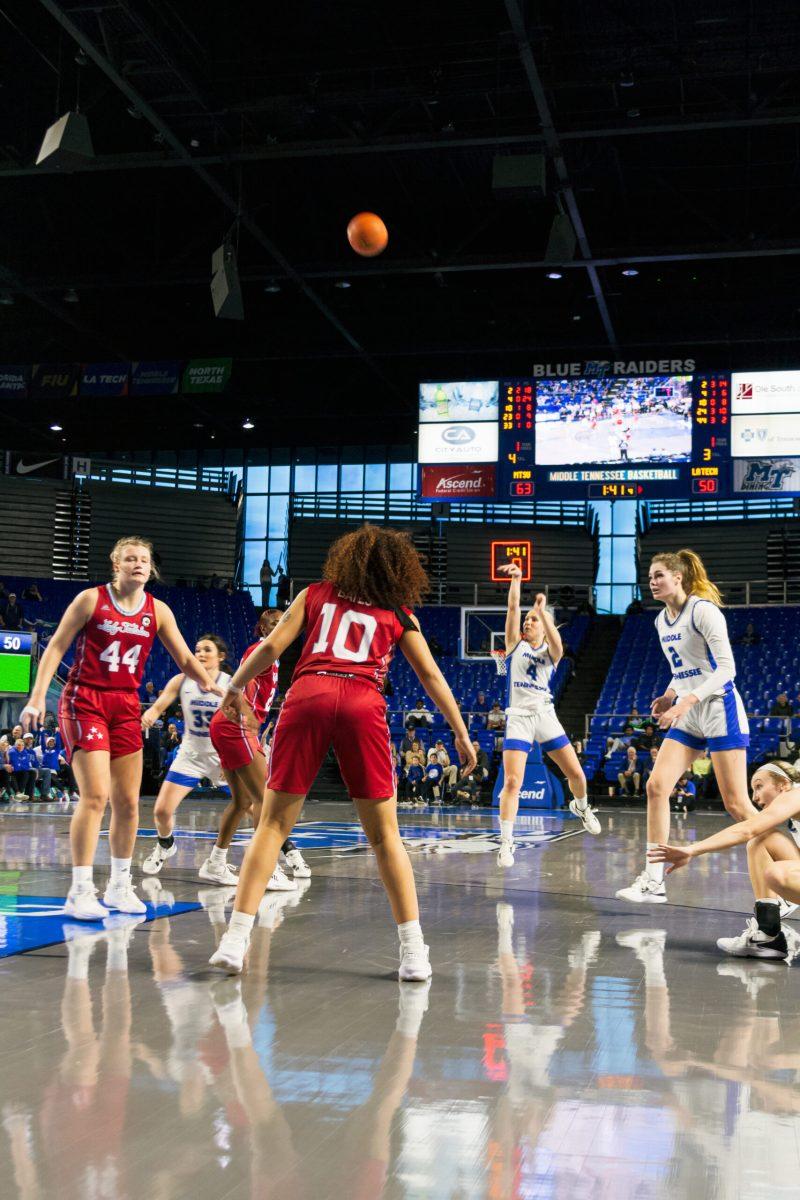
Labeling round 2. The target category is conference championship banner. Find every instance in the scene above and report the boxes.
[80,363,129,396]
[182,357,232,393]
[30,363,78,399]
[130,361,181,396]
[0,366,30,399]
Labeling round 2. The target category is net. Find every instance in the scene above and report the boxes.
[490,649,507,676]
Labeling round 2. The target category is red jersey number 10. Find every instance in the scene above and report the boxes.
[311,603,377,663]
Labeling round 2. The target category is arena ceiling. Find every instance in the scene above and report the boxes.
[2,0,800,452]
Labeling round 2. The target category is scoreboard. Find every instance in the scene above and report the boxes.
[0,632,35,695]
[418,370,800,501]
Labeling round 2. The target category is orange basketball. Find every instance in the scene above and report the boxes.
[347,211,388,257]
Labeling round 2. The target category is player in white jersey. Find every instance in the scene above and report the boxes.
[140,633,230,881]
[617,548,756,904]
[495,563,601,867]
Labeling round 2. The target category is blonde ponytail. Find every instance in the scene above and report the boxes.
[650,549,722,606]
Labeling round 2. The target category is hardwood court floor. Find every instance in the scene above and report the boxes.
[0,800,797,1200]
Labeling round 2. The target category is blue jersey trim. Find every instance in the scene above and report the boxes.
[707,733,749,752]
[503,737,533,753]
[664,728,706,751]
[722,685,740,736]
[662,599,689,629]
[165,769,202,787]
[540,734,570,753]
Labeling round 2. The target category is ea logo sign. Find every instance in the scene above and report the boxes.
[442,425,475,444]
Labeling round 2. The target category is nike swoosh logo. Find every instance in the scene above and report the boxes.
[16,458,60,475]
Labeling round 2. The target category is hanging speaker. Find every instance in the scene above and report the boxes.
[35,112,94,170]
[545,213,576,263]
[210,242,244,320]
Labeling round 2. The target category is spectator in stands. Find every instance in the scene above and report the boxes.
[140,679,157,706]
[404,738,424,769]
[0,736,13,800]
[0,581,7,603]
[383,675,394,699]
[560,642,577,678]
[259,558,274,607]
[42,709,57,733]
[423,750,444,804]
[403,753,424,802]
[473,691,489,715]
[625,597,645,615]
[432,739,458,796]
[400,727,417,758]
[163,723,181,756]
[390,743,400,777]
[471,739,490,785]
[2,593,24,630]
[771,692,793,717]
[628,706,646,730]
[670,772,696,815]
[427,634,443,658]
[617,746,641,798]
[691,749,713,800]
[210,572,222,590]
[8,737,36,800]
[34,736,62,800]
[22,582,44,603]
[487,702,506,731]
[454,772,480,806]
[407,698,434,728]
[737,621,761,647]
[634,722,659,753]
[606,724,635,758]
[224,580,236,595]
[276,569,290,609]
[9,724,23,744]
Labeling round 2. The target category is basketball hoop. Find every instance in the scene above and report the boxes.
[491,649,507,676]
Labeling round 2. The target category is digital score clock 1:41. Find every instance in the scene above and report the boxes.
[491,540,532,582]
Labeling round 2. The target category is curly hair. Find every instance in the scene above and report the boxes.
[322,523,429,609]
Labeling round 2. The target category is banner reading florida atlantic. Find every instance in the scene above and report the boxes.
[30,363,78,399]
[130,360,181,396]
[182,357,232,393]
[733,458,800,494]
[0,366,30,399]
[80,362,129,396]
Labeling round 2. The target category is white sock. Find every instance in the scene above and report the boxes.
[66,940,94,980]
[645,844,664,884]
[229,910,255,937]
[500,819,514,843]
[71,864,93,890]
[571,794,588,812]
[398,918,424,948]
[106,936,128,974]
[210,845,227,866]
[498,924,514,957]
[110,857,132,886]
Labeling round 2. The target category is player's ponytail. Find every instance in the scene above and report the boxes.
[651,549,722,606]
[676,549,722,606]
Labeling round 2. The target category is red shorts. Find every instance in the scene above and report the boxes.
[267,673,395,800]
[209,709,263,772]
[58,683,142,762]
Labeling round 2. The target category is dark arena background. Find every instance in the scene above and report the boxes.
[2,4,800,1198]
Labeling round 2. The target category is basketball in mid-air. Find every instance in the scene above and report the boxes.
[346,211,388,257]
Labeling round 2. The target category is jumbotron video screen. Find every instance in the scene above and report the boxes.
[417,369,800,502]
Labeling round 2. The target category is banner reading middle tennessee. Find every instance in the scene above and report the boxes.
[30,363,78,399]
[130,360,181,396]
[0,366,30,399]
[80,362,129,396]
[182,357,232,393]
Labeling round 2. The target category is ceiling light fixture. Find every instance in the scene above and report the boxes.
[63,288,79,303]
[242,418,254,430]
[0,291,14,306]
[621,267,639,276]
[619,70,635,88]
[263,281,281,293]
[50,423,63,431]
[546,270,563,280]
[335,280,351,289]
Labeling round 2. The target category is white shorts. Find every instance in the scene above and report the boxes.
[664,686,749,753]
[165,739,227,790]
[503,706,570,755]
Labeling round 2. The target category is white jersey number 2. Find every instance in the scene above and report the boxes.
[311,603,377,663]
[99,640,142,674]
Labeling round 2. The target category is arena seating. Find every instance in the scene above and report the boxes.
[584,606,798,785]
[0,577,258,692]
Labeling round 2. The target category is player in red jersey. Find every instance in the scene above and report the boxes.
[190,608,309,889]
[210,524,476,980]
[22,536,221,922]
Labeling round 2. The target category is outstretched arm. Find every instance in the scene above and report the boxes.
[23,589,97,729]
[399,617,476,774]
[650,786,800,872]
[141,673,183,729]
[220,591,307,721]
[155,600,220,693]
[497,562,522,654]
[535,593,563,663]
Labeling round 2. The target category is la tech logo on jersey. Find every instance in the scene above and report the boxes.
[421,464,496,500]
